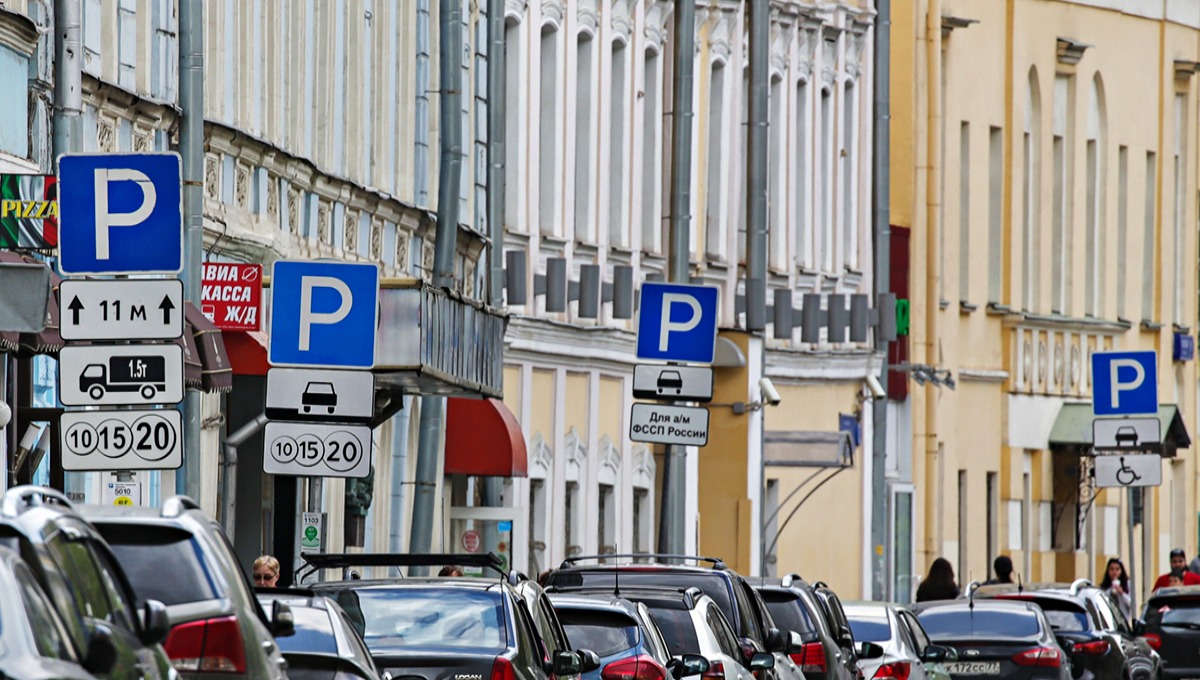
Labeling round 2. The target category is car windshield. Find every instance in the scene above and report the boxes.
[847,615,892,643]
[97,525,217,607]
[558,609,640,657]
[1146,599,1200,627]
[328,587,506,651]
[760,592,818,641]
[274,605,338,655]
[640,603,702,656]
[917,608,1041,640]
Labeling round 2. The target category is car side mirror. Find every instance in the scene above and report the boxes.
[1132,619,1146,636]
[857,642,885,660]
[668,654,711,680]
[552,651,584,677]
[786,630,804,653]
[578,650,602,673]
[84,625,118,675]
[766,627,789,653]
[921,645,955,663]
[139,599,170,645]
[750,653,776,671]
[271,600,296,638]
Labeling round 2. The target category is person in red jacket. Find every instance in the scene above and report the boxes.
[1153,548,1200,590]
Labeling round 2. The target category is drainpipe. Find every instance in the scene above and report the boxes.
[433,0,463,290]
[52,0,81,157]
[870,0,892,601]
[222,413,267,540]
[178,0,204,499]
[487,0,505,308]
[658,0,696,556]
[745,0,768,332]
[409,397,444,571]
[388,397,412,556]
[923,0,943,561]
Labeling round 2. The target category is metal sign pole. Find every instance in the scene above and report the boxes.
[1127,486,1137,616]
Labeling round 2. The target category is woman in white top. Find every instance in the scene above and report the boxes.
[1100,557,1132,622]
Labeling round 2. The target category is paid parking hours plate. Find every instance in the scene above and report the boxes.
[263,421,372,478]
[61,409,182,471]
[945,663,1000,675]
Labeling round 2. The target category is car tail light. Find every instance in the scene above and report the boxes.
[701,660,726,680]
[872,662,911,680]
[492,657,518,680]
[1012,647,1063,668]
[789,642,828,674]
[1073,640,1110,655]
[1142,634,1162,651]
[163,616,247,673]
[601,655,669,680]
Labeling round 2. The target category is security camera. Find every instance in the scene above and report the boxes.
[0,400,10,429]
[759,377,782,406]
[865,374,887,399]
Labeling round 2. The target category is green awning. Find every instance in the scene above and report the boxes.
[1048,403,1191,455]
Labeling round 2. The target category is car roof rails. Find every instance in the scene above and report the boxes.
[160,496,201,519]
[811,580,830,590]
[780,573,805,588]
[257,586,317,598]
[297,551,506,583]
[1,485,74,518]
[547,583,708,608]
[1068,578,1095,596]
[558,553,727,570]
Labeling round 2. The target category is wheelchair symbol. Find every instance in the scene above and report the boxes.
[1116,457,1142,486]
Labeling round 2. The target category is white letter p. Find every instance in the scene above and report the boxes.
[299,276,353,351]
[1109,358,1146,410]
[94,168,156,260]
[659,293,703,352]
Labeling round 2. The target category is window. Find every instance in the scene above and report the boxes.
[632,488,651,558]
[959,122,971,302]
[842,80,858,269]
[1023,69,1042,311]
[1051,74,1074,315]
[795,79,812,269]
[565,481,581,557]
[337,588,505,651]
[598,483,615,557]
[1085,77,1106,318]
[575,33,595,242]
[1143,152,1157,321]
[988,127,1003,302]
[15,564,77,661]
[539,25,559,236]
[529,478,547,574]
[642,48,661,253]
[0,46,29,158]
[958,471,967,586]
[1173,94,1186,322]
[705,62,726,259]
[820,87,833,271]
[707,604,742,659]
[986,472,998,573]
[1117,146,1129,318]
[97,526,216,607]
[504,19,522,231]
[609,39,628,248]
[769,75,786,270]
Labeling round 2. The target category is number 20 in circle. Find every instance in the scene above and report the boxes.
[324,430,363,472]
[131,413,176,461]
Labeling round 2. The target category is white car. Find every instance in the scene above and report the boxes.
[841,602,954,680]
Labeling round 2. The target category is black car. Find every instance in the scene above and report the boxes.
[976,580,1160,680]
[0,485,174,680]
[544,554,792,671]
[0,544,98,679]
[80,496,292,680]
[257,588,381,680]
[757,575,863,680]
[911,599,1073,680]
[300,553,600,680]
[1139,584,1200,680]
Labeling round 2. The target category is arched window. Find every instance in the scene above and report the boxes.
[538,24,560,236]
[1023,67,1042,311]
[705,61,727,260]
[641,47,663,253]
[794,78,812,270]
[842,79,858,270]
[1085,75,1106,317]
[526,432,553,574]
[608,39,629,248]
[574,31,596,242]
[819,86,833,272]
[768,74,787,270]
[504,17,523,231]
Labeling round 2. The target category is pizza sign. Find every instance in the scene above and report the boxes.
[0,174,58,250]
[201,263,263,331]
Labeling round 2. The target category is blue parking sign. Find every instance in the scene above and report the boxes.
[636,283,720,364]
[269,261,380,369]
[58,153,183,275]
[1092,350,1158,416]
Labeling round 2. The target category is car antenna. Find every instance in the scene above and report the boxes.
[613,544,620,597]
[1017,571,1023,594]
[966,580,981,611]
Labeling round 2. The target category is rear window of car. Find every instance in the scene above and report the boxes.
[847,615,891,642]
[759,592,818,641]
[275,605,338,655]
[558,609,640,657]
[1146,599,1200,626]
[329,587,505,651]
[1005,599,1089,632]
[97,525,217,606]
[916,608,1041,640]
[641,603,702,657]
[549,571,735,629]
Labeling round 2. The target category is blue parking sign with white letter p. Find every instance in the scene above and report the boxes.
[1091,350,1158,416]
[636,283,720,364]
[269,261,380,369]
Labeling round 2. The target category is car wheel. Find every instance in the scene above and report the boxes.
[89,385,104,400]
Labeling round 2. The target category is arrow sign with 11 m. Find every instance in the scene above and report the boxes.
[60,279,183,341]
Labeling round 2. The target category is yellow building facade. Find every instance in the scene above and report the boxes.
[893,0,1200,602]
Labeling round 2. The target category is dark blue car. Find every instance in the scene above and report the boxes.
[550,593,674,680]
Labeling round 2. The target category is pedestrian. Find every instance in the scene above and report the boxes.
[916,558,960,602]
[1189,550,1200,577]
[438,565,464,577]
[1099,557,1131,621]
[1169,568,1186,588]
[253,555,280,588]
[1153,548,1200,590]
[984,555,1015,585]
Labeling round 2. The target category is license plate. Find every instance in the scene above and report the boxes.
[945,662,1001,675]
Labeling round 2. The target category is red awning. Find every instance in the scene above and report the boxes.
[444,397,528,477]
[225,330,269,376]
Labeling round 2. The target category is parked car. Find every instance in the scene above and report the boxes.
[842,601,953,680]
[757,574,863,680]
[975,580,1160,680]
[0,485,175,680]
[257,588,381,680]
[300,552,601,680]
[548,592,673,680]
[0,543,99,679]
[544,553,798,680]
[80,496,291,680]
[911,599,1073,680]
[1138,584,1200,680]
[564,585,774,680]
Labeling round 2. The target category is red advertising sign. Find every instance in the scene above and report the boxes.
[201,263,262,331]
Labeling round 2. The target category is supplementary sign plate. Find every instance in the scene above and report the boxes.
[102,480,142,506]
[59,344,184,406]
[1093,417,1161,451]
[60,279,183,340]
[632,364,714,402]
[263,421,372,478]
[1093,453,1162,488]
[629,403,710,447]
[61,409,182,471]
[266,368,374,423]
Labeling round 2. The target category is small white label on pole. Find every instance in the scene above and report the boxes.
[629,403,709,447]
